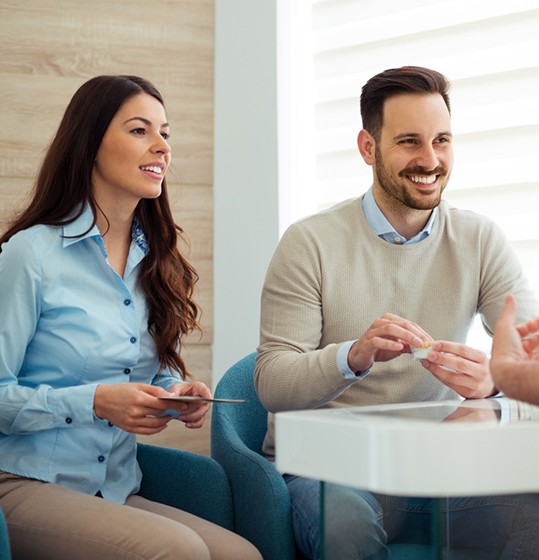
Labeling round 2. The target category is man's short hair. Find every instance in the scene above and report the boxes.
[360,66,451,139]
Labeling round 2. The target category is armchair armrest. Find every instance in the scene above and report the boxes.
[212,416,296,560]
[0,507,11,560]
[136,443,233,530]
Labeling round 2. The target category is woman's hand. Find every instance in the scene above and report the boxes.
[93,381,213,434]
[93,383,177,435]
[167,381,212,429]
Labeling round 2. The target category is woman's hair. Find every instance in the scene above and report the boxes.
[360,66,451,140]
[0,75,199,379]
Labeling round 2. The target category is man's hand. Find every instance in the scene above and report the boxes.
[347,313,432,373]
[421,341,495,399]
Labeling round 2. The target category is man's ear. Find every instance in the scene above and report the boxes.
[357,129,376,165]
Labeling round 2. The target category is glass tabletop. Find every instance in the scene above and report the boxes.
[276,398,539,498]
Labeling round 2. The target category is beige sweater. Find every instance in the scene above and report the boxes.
[255,197,539,459]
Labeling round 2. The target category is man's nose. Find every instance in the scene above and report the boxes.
[414,144,438,170]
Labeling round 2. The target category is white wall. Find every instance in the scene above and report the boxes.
[213,0,280,381]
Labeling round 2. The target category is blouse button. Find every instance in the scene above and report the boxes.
[124,368,131,375]
[130,337,137,344]
[98,456,105,463]
[65,417,72,424]
[123,299,131,306]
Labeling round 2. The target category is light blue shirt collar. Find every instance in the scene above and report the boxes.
[62,204,148,280]
[361,186,436,245]
[62,204,101,247]
[62,204,148,253]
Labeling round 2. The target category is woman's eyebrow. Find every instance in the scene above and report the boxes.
[124,116,170,128]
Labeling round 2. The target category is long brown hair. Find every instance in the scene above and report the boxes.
[360,66,451,140]
[0,75,199,379]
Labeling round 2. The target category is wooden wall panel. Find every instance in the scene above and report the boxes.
[0,0,214,455]
[0,0,214,185]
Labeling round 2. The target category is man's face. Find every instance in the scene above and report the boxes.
[372,93,453,211]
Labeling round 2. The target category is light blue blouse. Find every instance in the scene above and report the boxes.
[0,205,179,503]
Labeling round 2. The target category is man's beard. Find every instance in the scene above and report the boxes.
[374,149,450,211]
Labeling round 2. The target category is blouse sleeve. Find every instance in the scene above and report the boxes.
[0,233,97,435]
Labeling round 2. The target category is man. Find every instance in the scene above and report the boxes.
[255,66,539,559]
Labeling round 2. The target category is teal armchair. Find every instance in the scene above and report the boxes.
[0,443,233,559]
[211,352,297,560]
[136,443,233,530]
[0,507,10,560]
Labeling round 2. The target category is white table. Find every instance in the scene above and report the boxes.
[275,398,539,497]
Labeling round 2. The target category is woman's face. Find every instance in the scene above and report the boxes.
[92,92,171,209]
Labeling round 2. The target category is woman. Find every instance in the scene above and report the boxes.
[0,75,261,560]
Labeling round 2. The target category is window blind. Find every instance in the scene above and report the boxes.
[280,0,539,349]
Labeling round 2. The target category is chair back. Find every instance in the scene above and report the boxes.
[211,352,297,560]
[213,352,267,454]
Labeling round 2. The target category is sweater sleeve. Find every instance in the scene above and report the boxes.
[255,222,357,413]
[476,218,539,335]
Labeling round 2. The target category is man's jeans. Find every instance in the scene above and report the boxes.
[284,474,539,560]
